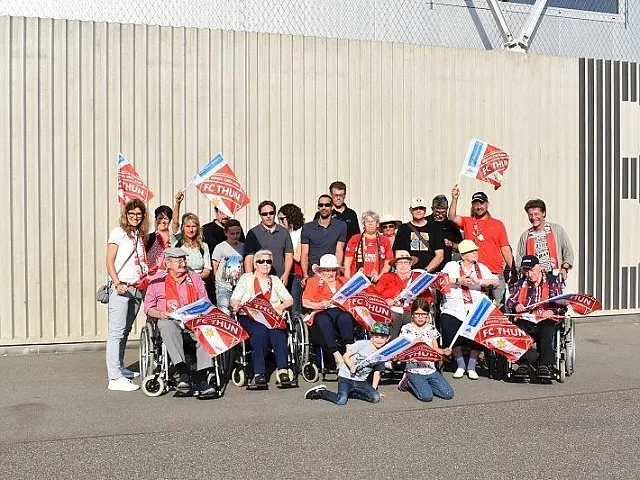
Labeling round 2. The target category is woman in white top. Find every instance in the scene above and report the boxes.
[278,203,305,319]
[171,212,212,280]
[397,298,454,402]
[104,199,150,392]
[440,240,499,380]
[230,250,293,388]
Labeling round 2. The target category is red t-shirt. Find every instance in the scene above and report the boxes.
[345,234,393,277]
[460,216,510,274]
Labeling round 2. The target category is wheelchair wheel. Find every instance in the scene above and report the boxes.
[558,359,566,383]
[292,315,309,370]
[565,317,575,375]
[139,325,154,378]
[302,362,319,383]
[141,374,165,397]
[231,367,245,387]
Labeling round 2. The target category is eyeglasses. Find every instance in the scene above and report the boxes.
[255,259,273,265]
[168,258,186,265]
[412,312,429,318]
[278,216,287,222]
[332,193,345,198]
[318,202,332,208]
[260,211,276,217]
[127,212,143,218]
[382,224,396,230]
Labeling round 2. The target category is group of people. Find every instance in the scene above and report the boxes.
[104,180,575,405]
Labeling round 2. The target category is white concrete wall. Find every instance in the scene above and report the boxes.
[0,16,585,345]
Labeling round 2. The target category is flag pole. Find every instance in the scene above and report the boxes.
[180,179,193,194]
[448,330,461,350]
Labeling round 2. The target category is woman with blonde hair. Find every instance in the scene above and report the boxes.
[105,199,150,392]
[171,191,211,280]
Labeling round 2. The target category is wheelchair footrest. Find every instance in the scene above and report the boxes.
[246,383,269,391]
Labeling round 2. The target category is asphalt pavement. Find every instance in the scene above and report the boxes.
[1,321,639,479]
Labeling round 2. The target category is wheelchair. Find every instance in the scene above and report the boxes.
[229,310,309,388]
[138,318,230,397]
[486,314,576,383]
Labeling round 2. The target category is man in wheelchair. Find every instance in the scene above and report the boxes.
[144,247,217,397]
[505,255,566,382]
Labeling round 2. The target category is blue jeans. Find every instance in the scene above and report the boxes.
[106,287,143,380]
[215,285,232,315]
[321,377,380,405]
[490,274,506,309]
[288,274,303,320]
[313,308,355,354]
[237,314,288,375]
[407,371,454,402]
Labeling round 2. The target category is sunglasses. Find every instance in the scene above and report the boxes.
[382,224,396,230]
[278,216,287,222]
[318,202,332,208]
[260,211,276,217]
[255,259,273,265]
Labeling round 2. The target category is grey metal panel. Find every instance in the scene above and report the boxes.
[622,61,628,101]
[632,158,638,199]
[622,157,629,198]
[631,63,638,102]
[613,60,621,310]
[622,266,629,309]
[604,60,612,310]
[595,59,604,305]
[631,266,638,309]
[587,58,595,295]
[578,57,586,293]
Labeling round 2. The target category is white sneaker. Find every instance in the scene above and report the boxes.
[108,377,139,392]
[121,368,140,379]
[467,370,479,380]
[453,368,465,379]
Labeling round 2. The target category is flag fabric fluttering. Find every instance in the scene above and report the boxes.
[460,139,510,190]
[117,153,154,206]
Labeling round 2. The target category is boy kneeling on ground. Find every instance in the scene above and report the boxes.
[305,323,390,405]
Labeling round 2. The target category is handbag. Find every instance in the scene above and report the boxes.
[96,238,138,304]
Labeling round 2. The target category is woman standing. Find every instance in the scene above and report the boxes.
[378,214,401,249]
[278,203,305,320]
[105,199,150,392]
[230,249,293,388]
[440,240,499,380]
[145,204,173,273]
[343,210,393,282]
[211,219,245,314]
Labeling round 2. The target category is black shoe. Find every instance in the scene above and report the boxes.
[177,373,191,391]
[513,365,530,379]
[304,385,327,400]
[254,374,268,386]
[278,371,291,385]
[537,365,552,379]
[196,380,217,398]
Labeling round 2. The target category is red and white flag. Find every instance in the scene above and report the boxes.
[184,308,249,357]
[460,139,510,190]
[527,293,602,316]
[391,340,446,363]
[452,295,533,362]
[340,291,392,331]
[117,153,154,206]
[239,294,287,330]
[189,154,250,216]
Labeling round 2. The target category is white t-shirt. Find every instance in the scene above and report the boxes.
[290,228,302,251]
[171,232,212,273]
[108,227,141,283]
[440,261,497,321]
[401,322,440,375]
[212,241,245,291]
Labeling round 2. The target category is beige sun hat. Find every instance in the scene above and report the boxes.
[458,239,479,255]
[390,250,418,267]
[312,254,345,274]
[378,214,402,232]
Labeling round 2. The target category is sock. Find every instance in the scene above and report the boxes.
[467,357,478,372]
[455,356,466,370]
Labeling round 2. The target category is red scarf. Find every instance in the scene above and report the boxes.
[516,276,550,315]
[165,273,198,312]
[526,223,559,270]
[459,262,484,304]
[254,276,272,302]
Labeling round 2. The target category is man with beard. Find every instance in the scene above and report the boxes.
[516,199,574,281]
[392,197,445,273]
[427,195,463,271]
[448,186,513,306]
[301,194,347,284]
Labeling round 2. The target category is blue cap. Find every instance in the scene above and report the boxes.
[370,322,390,336]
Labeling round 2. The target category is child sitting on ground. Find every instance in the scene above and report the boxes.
[304,322,390,405]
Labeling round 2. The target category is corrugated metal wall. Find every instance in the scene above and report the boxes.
[0,16,584,346]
